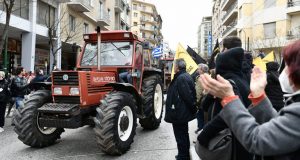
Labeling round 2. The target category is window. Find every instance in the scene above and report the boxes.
[264,0,276,8]
[69,15,76,31]
[264,22,276,39]
[37,1,55,26]
[12,0,29,19]
[84,23,89,34]
[134,12,138,17]
[81,42,133,66]
[134,22,138,26]
[133,4,137,10]
[142,32,146,38]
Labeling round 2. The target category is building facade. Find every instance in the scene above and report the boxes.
[198,16,212,59]
[238,0,300,58]
[211,0,300,58]
[131,0,163,48]
[0,0,132,73]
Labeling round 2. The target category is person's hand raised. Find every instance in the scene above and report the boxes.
[199,74,235,99]
[250,66,267,97]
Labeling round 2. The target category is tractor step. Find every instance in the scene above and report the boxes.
[38,103,80,115]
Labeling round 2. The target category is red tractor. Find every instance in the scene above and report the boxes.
[13,28,164,155]
[159,57,174,92]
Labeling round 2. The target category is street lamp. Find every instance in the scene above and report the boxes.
[239,28,248,51]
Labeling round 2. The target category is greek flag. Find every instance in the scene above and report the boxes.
[152,46,163,58]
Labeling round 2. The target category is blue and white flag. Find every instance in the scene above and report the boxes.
[152,46,163,58]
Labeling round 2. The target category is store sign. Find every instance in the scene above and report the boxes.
[208,34,212,57]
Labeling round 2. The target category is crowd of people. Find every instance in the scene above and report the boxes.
[0,67,48,132]
[165,37,299,160]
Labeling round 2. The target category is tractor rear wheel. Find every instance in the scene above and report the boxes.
[94,91,137,155]
[14,90,64,147]
[139,75,163,130]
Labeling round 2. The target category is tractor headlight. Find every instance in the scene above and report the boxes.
[70,87,80,95]
[53,87,62,95]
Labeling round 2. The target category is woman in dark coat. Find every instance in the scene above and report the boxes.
[265,62,284,111]
[0,71,10,132]
[197,47,253,160]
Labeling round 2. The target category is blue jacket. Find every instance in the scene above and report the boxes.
[164,70,196,124]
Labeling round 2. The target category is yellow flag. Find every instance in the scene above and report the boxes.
[253,57,266,71]
[171,43,198,79]
[262,51,275,63]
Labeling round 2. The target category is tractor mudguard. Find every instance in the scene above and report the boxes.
[104,83,142,107]
[29,82,52,91]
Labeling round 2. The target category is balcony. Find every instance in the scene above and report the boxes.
[222,21,237,37]
[115,0,124,13]
[222,0,236,11]
[97,10,111,27]
[287,0,300,15]
[140,8,153,15]
[222,1,238,26]
[140,26,155,32]
[67,0,92,12]
[140,17,157,24]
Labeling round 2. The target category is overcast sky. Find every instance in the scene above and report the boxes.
[149,0,213,50]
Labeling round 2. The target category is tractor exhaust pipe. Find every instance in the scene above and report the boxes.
[96,26,101,71]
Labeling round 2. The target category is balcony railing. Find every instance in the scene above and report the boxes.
[97,10,110,26]
[115,0,124,13]
[222,21,237,36]
[222,1,238,21]
[140,26,155,32]
[287,0,300,7]
[67,0,92,12]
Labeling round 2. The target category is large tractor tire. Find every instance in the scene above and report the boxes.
[139,75,163,130]
[14,90,64,147]
[94,91,137,155]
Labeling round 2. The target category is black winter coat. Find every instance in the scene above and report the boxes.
[198,47,253,160]
[165,70,197,124]
[0,79,10,102]
[265,62,284,111]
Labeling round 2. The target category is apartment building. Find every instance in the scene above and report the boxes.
[198,16,212,59]
[131,0,163,48]
[59,0,132,70]
[0,0,132,73]
[0,0,63,73]
[238,0,300,57]
[211,0,225,47]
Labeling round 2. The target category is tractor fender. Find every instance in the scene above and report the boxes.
[143,67,162,78]
[104,83,142,107]
[29,82,52,91]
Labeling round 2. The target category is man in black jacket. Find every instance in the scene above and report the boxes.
[165,58,196,160]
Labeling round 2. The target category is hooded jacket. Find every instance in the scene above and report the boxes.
[198,47,253,160]
[265,62,284,111]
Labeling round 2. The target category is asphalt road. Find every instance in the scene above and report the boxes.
[0,108,200,160]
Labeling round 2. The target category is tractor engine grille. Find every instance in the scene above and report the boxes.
[53,72,79,85]
[86,74,113,94]
[54,96,80,104]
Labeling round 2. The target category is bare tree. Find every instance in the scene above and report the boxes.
[0,0,14,55]
[47,5,84,69]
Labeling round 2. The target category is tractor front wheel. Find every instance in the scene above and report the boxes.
[14,90,64,147]
[94,91,137,155]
